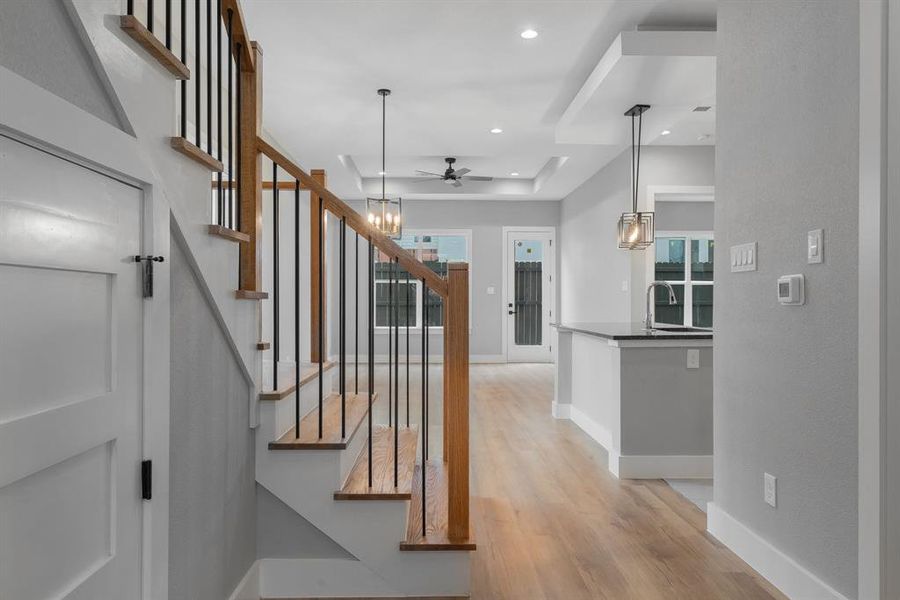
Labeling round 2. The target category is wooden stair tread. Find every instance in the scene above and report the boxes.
[401,461,476,551]
[256,342,271,350]
[120,15,190,79]
[170,137,224,171]
[208,224,250,243]
[334,425,419,500]
[268,392,373,450]
[259,361,335,400]
[235,289,268,300]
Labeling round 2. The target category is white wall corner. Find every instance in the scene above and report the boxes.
[227,560,260,600]
[707,504,852,600]
[551,401,571,419]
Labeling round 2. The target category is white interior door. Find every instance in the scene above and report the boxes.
[0,135,144,599]
[505,229,554,363]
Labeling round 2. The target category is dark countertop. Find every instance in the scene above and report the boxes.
[552,322,713,341]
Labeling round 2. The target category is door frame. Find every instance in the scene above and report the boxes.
[858,1,898,598]
[501,226,556,363]
[0,67,171,599]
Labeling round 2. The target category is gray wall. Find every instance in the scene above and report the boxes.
[170,237,257,600]
[0,0,124,130]
[257,484,354,559]
[560,146,715,324]
[715,2,858,597]
[656,201,714,232]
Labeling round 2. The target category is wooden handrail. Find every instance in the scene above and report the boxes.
[256,137,449,297]
[221,0,256,71]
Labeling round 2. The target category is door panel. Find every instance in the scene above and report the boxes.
[505,231,553,363]
[0,135,143,599]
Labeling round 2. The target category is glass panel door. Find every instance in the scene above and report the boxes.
[505,230,554,362]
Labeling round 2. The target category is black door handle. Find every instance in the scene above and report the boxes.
[508,310,516,315]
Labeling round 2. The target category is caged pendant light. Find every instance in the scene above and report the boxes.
[367,88,402,238]
[617,104,655,250]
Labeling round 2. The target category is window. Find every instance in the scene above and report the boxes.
[374,230,471,329]
[653,234,714,328]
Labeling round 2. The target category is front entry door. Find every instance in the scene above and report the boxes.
[505,229,554,362]
[0,135,144,599]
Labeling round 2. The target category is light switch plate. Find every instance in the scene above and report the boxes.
[807,229,823,264]
[764,472,777,507]
[730,242,758,272]
[486,286,495,295]
[686,349,700,369]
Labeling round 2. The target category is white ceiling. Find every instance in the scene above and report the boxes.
[242,0,717,201]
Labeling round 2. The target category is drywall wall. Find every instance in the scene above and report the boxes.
[714,2,859,598]
[0,0,123,130]
[656,201,714,232]
[559,146,715,324]
[170,237,257,600]
[256,484,355,560]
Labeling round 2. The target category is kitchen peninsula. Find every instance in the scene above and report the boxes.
[553,322,713,479]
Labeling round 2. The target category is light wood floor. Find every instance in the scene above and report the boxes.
[468,363,786,600]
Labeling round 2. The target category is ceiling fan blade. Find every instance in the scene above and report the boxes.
[460,175,493,181]
[415,170,444,177]
[451,180,463,188]
[411,177,443,183]
[451,167,470,177]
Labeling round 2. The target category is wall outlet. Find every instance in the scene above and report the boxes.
[764,472,777,507]
[686,349,700,369]
[621,280,629,292]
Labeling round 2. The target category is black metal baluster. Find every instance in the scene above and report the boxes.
[165,0,171,49]
[317,194,324,439]
[421,280,428,537]
[194,0,200,147]
[424,286,429,462]
[226,9,233,228]
[216,0,222,225]
[180,0,186,138]
[340,217,346,439]
[368,238,375,487]
[406,272,410,428]
[147,0,153,33]
[127,0,134,16]
[294,179,300,438]
[355,232,359,395]
[235,42,242,231]
[394,258,399,488]
[206,0,211,155]
[273,162,279,392]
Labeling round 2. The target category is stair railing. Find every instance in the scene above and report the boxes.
[122,0,470,544]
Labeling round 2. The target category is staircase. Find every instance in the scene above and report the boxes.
[119,0,473,597]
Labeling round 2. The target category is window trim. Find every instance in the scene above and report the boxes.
[373,228,472,332]
[649,230,714,328]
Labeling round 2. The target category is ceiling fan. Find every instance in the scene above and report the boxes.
[413,157,493,188]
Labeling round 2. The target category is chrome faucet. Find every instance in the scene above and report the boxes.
[645,281,677,330]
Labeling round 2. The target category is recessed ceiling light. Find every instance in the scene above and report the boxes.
[660,130,671,136]
[510,172,520,176]
[520,29,538,40]
[378,171,386,176]
[490,127,503,134]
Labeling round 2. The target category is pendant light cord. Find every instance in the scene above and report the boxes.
[381,91,386,201]
[631,110,644,214]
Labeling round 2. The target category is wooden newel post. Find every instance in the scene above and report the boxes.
[239,42,263,291]
[445,262,470,541]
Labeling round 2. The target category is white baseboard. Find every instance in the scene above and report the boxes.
[616,454,712,479]
[551,401,571,419]
[564,405,711,479]
[259,557,397,598]
[228,560,260,600]
[707,503,851,600]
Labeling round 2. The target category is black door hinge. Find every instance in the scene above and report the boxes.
[134,255,164,298]
[141,459,152,500]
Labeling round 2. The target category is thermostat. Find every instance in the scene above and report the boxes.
[777,274,805,305]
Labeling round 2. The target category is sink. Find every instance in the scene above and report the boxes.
[651,326,710,333]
